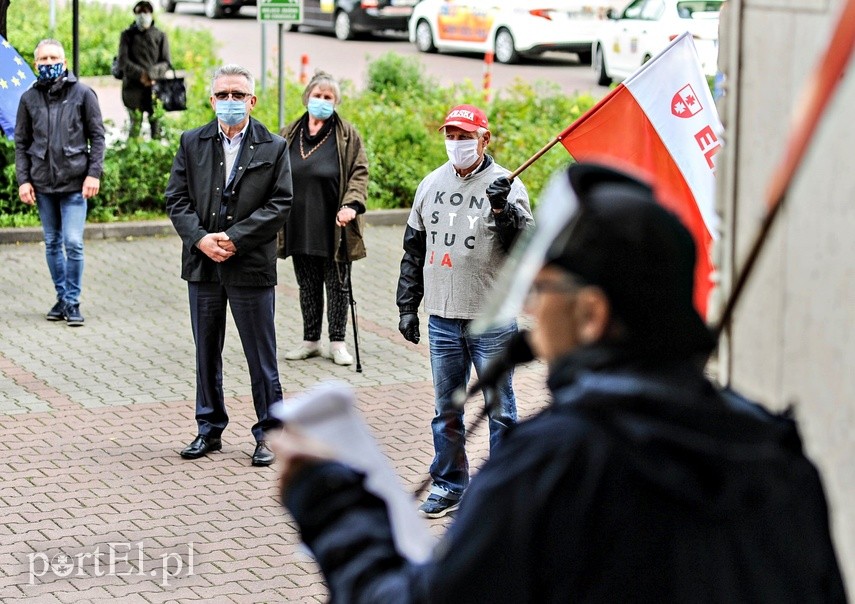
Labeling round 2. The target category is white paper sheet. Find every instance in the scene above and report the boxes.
[272,382,436,563]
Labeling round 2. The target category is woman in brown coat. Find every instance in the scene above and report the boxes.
[278,70,369,366]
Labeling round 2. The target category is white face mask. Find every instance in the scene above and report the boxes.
[136,13,153,29]
[445,138,480,170]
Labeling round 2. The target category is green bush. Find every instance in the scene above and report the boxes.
[1,4,597,226]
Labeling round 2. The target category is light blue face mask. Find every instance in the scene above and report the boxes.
[307,98,334,120]
[215,99,247,126]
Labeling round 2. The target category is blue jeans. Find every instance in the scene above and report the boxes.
[188,282,283,442]
[427,315,518,499]
[35,192,87,306]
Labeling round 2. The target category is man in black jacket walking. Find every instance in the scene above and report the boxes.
[166,64,292,467]
[117,1,170,138]
[269,162,847,603]
[15,38,105,327]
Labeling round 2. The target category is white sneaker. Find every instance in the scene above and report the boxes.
[330,347,353,366]
[284,342,321,360]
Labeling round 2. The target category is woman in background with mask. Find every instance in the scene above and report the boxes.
[117,0,171,139]
[278,70,369,366]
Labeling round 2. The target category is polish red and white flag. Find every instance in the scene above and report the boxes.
[559,33,722,317]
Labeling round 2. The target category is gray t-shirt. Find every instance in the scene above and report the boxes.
[407,159,533,319]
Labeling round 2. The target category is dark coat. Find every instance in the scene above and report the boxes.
[284,347,848,603]
[278,113,368,262]
[14,72,106,193]
[165,118,293,286]
[118,22,170,111]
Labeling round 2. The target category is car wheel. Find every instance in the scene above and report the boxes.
[335,11,355,41]
[204,0,224,19]
[594,44,611,86]
[415,20,436,53]
[160,0,177,12]
[576,50,592,65]
[494,28,519,64]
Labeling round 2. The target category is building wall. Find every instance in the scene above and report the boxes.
[717,0,855,587]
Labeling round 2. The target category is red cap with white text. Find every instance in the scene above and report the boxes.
[439,104,489,132]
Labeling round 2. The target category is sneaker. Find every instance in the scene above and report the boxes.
[418,494,460,519]
[65,304,85,327]
[46,301,65,321]
[284,341,320,360]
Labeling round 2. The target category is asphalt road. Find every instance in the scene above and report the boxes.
[148,3,609,97]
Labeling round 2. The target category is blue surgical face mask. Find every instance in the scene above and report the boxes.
[215,99,248,127]
[307,98,334,120]
[37,62,64,83]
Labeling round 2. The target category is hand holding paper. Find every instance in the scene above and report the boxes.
[270,382,435,563]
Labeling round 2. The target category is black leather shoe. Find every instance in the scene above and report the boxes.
[180,435,222,459]
[251,440,275,467]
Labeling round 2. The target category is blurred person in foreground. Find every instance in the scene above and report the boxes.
[117,1,171,139]
[269,162,847,603]
[396,103,534,518]
[278,70,368,367]
[165,64,292,466]
[15,38,105,327]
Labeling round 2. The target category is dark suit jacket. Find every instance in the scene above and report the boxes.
[165,118,293,286]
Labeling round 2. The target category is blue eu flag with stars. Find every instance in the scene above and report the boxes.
[0,35,36,140]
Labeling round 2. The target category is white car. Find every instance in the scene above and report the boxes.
[593,0,722,85]
[408,0,616,65]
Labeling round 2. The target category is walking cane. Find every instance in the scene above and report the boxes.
[339,226,363,373]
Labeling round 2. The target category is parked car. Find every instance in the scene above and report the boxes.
[160,0,256,19]
[293,0,419,40]
[408,0,615,65]
[592,0,722,85]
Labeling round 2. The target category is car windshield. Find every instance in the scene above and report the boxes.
[676,0,723,18]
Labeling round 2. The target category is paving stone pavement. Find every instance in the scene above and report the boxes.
[0,224,549,602]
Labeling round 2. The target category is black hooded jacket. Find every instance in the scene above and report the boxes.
[14,72,105,194]
[284,346,847,603]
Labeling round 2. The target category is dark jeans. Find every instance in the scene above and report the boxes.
[188,282,282,442]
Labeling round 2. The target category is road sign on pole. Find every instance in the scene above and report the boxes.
[258,0,302,22]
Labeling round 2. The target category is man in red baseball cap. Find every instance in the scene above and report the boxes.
[396,103,535,518]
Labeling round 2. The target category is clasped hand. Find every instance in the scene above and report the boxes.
[197,232,236,262]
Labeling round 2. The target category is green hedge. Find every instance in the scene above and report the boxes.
[1,3,595,226]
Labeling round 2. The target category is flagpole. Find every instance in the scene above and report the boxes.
[508,83,626,181]
[713,0,855,337]
[508,137,561,181]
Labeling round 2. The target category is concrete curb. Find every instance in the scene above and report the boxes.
[0,208,410,245]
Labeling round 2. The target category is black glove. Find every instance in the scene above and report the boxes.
[486,176,512,211]
[398,312,420,344]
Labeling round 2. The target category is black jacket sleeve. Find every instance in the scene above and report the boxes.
[396,225,426,313]
[492,203,529,253]
[285,463,419,604]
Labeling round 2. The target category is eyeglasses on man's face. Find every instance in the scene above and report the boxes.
[213,91,251,101]
[525,276,586,306]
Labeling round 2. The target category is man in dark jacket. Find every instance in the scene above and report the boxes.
[117,1,170,138]
[166,64,292,467]
[269,162,848,602]
[15,38,105,327]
